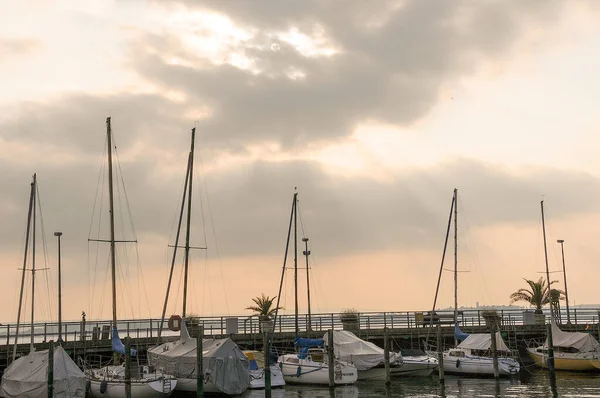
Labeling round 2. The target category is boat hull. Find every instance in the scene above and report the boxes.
[248,365,286,389]
[279,356,358,385]
[171,378,225,393]
[396,356,438,377]
[87,378,176,398]
[527,348,600,371]
[357,366,405,380]
[85,366,176,398]
[443,355,519,376]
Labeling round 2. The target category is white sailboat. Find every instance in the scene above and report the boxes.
[147,127,250,395]
[1,174,87,398]
[274,191,358,386]
[84,117,177,398]
[526,201,600,371]
[397,349,438,377]
[323,330,407,380]
[431,189,520,377]
[243,351,285,389]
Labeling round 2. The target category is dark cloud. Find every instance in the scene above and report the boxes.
[133,0,564,149]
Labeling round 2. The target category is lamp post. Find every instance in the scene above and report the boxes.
[54,231,63,342]
[557,239,571,325]
[302,237,312,332]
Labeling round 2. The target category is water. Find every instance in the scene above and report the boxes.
[221,372,600,397]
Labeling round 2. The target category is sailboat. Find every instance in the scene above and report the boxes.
[147,128,251,395]
[274,191,358,385]
[0,174,87,398]
[84,117,177,398]
[526,201,600,371]
[432,189,520,376]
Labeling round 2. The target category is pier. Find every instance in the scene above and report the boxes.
[2,307,599,371]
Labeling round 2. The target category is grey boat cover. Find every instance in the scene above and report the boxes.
[544,321,600,353]
[457,332,511,352]
[147,320,250,395]
[323,330,402,371]
[0,346,85,398]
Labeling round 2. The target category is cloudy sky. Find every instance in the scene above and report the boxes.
[2,0,600,323]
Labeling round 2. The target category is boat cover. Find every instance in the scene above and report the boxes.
[454,324,470,342]
[457,332,511,352]
[0,346,86,398]
[545,321,600,353]
[148,320,250,395]
[322,330,401,371]
[294,337,324,347]
[111,327,137,356]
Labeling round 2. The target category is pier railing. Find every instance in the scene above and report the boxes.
[2,307,599,346]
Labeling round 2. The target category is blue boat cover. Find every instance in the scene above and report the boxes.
[454,324,470,342]
[297,347,309,359]
[294,337,324,348]
[111,327,138,357]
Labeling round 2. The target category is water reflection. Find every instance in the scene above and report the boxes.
[208,372,600,397]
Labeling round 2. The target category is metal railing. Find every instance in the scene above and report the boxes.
[2,307,598,346]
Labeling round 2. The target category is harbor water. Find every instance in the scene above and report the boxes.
[205,371,600,397]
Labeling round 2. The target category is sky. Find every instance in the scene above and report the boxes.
[1,0,600,323]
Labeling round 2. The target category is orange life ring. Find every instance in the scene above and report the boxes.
[168,315,182,331]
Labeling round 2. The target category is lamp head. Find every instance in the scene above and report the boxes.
[54,232,63,237]
[557,239,564,244]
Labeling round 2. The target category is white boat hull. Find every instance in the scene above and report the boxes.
[248,365,286,389]
[171,377,224,393]
[397,356,438,377]
[357,366,405,380]
[279,355,358,385]
[442,354,519,376]
[85,366,176,398]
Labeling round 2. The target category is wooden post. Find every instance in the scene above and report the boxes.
[328,329,335,388]
[197,326,204,397]
[436,323,444,384]
[6,325,10,367]
[47,341,54,398]
[384,327,391,386]
[546,323,556,386]
[263,331,271,397]
[124,337,131,398]
[490,326,499,380]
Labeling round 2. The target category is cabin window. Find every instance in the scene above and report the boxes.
[449,351,465,357]
[287,358,299,364]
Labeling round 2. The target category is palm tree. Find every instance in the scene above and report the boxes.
[509,278,564,314]
[245,294,283,321]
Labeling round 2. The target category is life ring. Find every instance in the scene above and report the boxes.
[168,315,182,331]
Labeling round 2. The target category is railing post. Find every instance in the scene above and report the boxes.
[574,308,578,325]
[384,312,387,329]
[127,322,130,337]
[6,325,10,367]
[150,319,153,339]
[44,323,47,342]
[64,325,67,342]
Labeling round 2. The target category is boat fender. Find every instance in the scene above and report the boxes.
[100,380,108,394]
[456,359,460,368]
[296,366,302,377]
[168,314,182,331]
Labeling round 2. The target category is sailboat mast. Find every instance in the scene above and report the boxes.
[540,200,552,321]
[303,237,312,332]
[183,128,196,318]
[453,188,458,328]
[106,117,118,329]
[30,174,37,350]
[13,175,35,361]
[293,192,299,334]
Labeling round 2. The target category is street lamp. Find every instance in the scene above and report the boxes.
[54,232,63,342]
[557,239,571,325]
[302,237,312,331]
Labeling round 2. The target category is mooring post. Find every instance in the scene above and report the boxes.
[263,331,271,397]
[47,341,54,398]
[489,324,499,380]
[436,323,444,384]
[197,326,204,397]
[546,323,557,390]
[124,337,131,398]
[384,326,391,386]
[328,329,335,388]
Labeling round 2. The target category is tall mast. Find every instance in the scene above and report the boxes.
[453,188,458,331]
[106,117,118,329]
[30,174,37,351]
[183,128,196,318]
[13,175,35,360]
[541,201,552,321]
[293,192,299,334]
